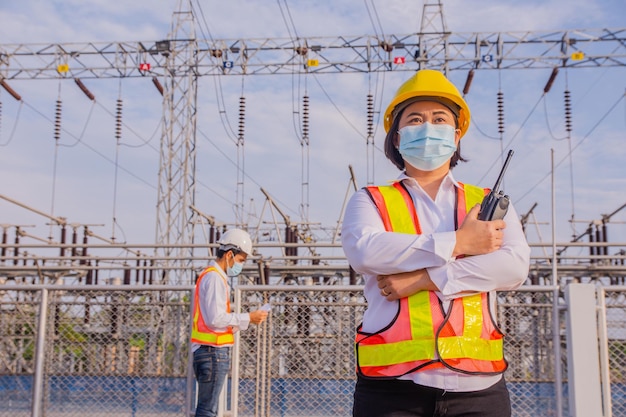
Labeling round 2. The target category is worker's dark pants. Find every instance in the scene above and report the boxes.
[193,345,230,417]
[352,375,511,417]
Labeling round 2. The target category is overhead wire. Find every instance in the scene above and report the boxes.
[57,101,97,148]
[277,0,299,42]
[20,99,156,190]
[277,0,312,225]
[536,69,577,239]
[116,116,162,150]
[192,0,257,226]
[542,97,569,141]
[24,77,145,244]
[193,0,239,143]
[310,74,380,147]
[543,65,618,241]
[191,0,215,43]
[363,0,387,130]
[305,0,388,156]
[466,74,501,141]
[0,99,24,147]
[213,76,240,143]
[477,93,544,184]
[516,91,625,204]
[188,0,306,225]
[364,0,385,39]
[277,0,304,144]
[363,0,387,185]
[196,126,302,220]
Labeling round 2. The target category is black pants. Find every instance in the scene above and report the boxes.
[352,376,511,417]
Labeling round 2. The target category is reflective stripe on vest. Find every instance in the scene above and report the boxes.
[191,266,235,346]
[357,181,507,378]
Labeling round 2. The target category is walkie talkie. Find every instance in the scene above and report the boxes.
[478,150,514,221]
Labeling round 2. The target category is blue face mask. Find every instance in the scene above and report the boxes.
[398,123,457,171]
[226,255,244,277]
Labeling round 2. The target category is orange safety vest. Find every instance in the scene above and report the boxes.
[191,266,235,347]
[355,181,508,378]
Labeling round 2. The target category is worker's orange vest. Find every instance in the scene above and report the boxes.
[191,266,235,347]
[355,181,508,378]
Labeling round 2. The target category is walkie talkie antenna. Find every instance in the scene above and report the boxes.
[478,149,515,221]
[491,150,514,192]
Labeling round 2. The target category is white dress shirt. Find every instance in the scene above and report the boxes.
[191,260,251,353]
[341,171,530,391]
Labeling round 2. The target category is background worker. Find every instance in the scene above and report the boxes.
[190,228,269,417]
[341,69,530,417]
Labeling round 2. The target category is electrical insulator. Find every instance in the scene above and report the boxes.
[497,91,505,135]
[74,78,95,101]
[238,96,246,140]
[152,77,164,96]
[0,79,22,101]
[54,99,62,141]
[543,68,558,94]
[239,96,246,140]
[115,98,123,141]
[302,95,309,139]
[463,69,475,96]
[367,94,374,137]
[564,90,572,133]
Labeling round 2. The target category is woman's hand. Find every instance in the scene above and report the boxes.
[377,269,438,301]
[454,204,505,257]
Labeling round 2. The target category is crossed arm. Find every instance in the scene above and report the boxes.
[341,188,531,302]
[377,204,509,300]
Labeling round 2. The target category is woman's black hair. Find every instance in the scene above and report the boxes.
[383,105,468,171]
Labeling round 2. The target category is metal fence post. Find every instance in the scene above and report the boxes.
[31,287,49,417]
[231,288,241,417]
[550,150,564,417]
[565,283,603,416]
[187,288,196,416]
[596,286,613,417]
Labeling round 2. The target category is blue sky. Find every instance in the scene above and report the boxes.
[0,0,624,258]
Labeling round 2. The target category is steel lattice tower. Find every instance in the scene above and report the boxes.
[155,1,199,284]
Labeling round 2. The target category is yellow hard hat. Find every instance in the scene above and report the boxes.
[383,69,470,138]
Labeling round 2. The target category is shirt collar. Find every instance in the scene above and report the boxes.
[395,170,461,190]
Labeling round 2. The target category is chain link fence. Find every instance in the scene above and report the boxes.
[234,286,361,417]
[603,287,626,416]
[0,284,194,417]
[1,284,623,416]
[234,286,569,417]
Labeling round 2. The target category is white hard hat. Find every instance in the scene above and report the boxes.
[217,229,253,255]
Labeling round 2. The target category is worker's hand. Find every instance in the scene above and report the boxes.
[249,309,269,325]
[453,204,505,257]
[377,269,438,301]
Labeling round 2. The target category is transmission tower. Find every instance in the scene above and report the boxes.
[419,1,449,73]
[154,1,199,284]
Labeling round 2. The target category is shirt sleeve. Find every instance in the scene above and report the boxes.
[198,271,251,332]
[341,188,456,276]
[426,202,531,300]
